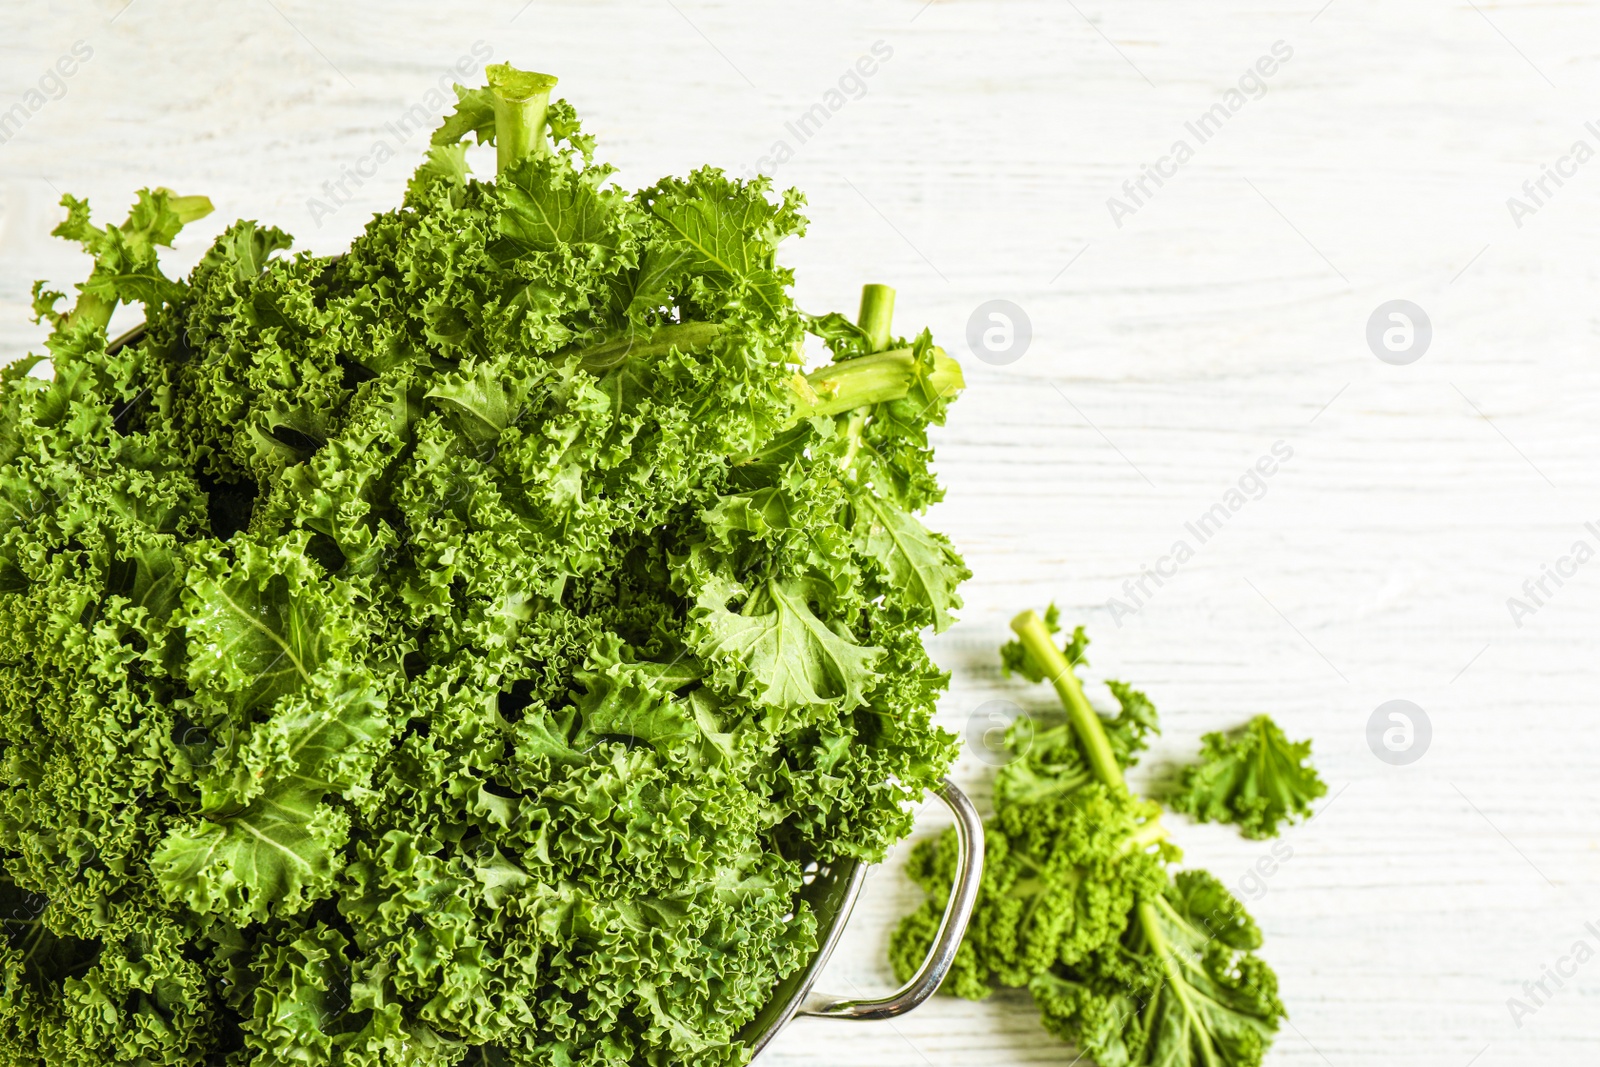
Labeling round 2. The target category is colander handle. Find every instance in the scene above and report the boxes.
[797,778,984,1021]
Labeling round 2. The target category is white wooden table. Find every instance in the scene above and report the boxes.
[4,1,1599,1063]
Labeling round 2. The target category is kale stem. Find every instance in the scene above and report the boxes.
[1137,900,1221,1067]
[837,284,895,469]
[856,284,896,353]
[1010,610,1123,790]
[790,346,963,419]
[790,284,961,419]
[1015,609,1199,1055]
[563,321,723,372]
[840,408,869,471]
[488,64,560,176]
[17,921,47,966]
[1119,819,1169,855]
[156,188,215,226]
[66,293,114,332]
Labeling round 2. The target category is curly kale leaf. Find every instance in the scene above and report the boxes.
[891,781,1167,999]
[805,312,874,362]
[432,83,497,148]
[1168,714,1327,839]
[1032,870,1286,1067]
[694,575,883,716]
[641,168,802,321]
[151,668,391,924]
[852,490,969,634]
[992,723,1093,810]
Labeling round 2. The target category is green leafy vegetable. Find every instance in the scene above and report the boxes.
[0,65,967,1067]
[1029,871,1284,1067]
[897,610,1287,1067]
[39,186,214,332]
[1168,714,1327,839]
[889,731,1169,1000]
[999,609,1159,771]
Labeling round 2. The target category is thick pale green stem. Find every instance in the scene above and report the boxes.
[1119,819,1169,855]
[65,293,114,331]
[558,323,964,424]
[488,64,559,175]
[840,408,870,470]
[1140,898,1222,1067]
[856,283,896,353]
[564,322,723,371]
[1138,900,1168,953]
[1010,610,1124,789]
[791,347,964,418]
[156,188,215,226]
[837,283,896,466]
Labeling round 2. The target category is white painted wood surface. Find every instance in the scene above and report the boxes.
[4,1,1600,1063]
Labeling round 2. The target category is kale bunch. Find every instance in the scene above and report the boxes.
[891,623,1169,1000]
[894,612,1286,1067]
[0,64,967,1067]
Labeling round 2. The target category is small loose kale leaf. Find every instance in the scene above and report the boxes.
[1168,714,1328,839]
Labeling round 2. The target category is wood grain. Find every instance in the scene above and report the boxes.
[3,1,1599,1062]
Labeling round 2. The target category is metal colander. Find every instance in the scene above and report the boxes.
[738,780,983,1059]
